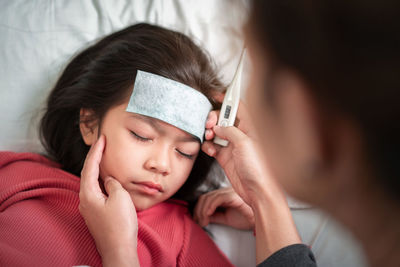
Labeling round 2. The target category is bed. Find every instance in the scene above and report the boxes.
[0,1,367,266]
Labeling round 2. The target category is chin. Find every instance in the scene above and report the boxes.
[130,194,160,211]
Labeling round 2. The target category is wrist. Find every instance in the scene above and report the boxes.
[247,179,287,210]
[250,186,301,264]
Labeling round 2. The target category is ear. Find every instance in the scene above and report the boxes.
[79,108,99,146]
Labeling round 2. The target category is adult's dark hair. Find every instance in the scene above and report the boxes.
[250,0,400,198]
[40,23,225,206]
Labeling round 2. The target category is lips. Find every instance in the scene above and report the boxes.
[132,181,163,195]
[138,181,163,192]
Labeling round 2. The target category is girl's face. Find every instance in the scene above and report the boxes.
[96,100,200,211]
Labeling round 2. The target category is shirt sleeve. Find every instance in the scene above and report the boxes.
[177,214,234,267]
[257,244,317,267]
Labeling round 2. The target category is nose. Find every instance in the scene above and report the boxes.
[144,145,171,176]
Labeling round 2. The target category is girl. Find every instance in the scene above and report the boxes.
[0,23,234,266]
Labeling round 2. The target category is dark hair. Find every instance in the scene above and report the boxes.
[40,23,225,206]
[250,1,400,198]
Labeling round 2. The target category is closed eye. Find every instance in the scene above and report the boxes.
[176,149,194,160]
[130,131,151,142]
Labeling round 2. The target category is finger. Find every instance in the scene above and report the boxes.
[206,111,219,129]
[103,176,124,196]
[80,135,105,192]
[213,125,248,146]
[104,176,137,215]
[200,189,233,226]
[201,140,236,171]
[194,193,208,224]
[80,135,105,196]
[205,129,215,141]
[200,191,218,226]
[205,111,220,141]
[195,190,219,226]
[205,189,233,216]
[196,190,218,226]
[201,140,222,157]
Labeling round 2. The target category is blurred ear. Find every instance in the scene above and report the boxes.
[79,108,99,146]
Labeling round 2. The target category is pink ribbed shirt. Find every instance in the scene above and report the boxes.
[0,152,233,267]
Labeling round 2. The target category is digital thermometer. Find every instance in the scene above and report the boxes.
[213,48,246,146]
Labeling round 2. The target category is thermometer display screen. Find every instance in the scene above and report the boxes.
[224,105,231,119]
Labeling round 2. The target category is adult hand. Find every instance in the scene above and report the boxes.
[203,96,278,207]
[203,96,301,264]
[79,135,140,267]
[194,187,255,230]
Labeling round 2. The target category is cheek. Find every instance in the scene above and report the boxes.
[99,132,143,181]
[168,160,195,192]
[246,75,298,192]
[247,73,276,155]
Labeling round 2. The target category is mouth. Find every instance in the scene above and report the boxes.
[132,181,163,196]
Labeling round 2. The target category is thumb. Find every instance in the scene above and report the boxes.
[213,125,247,145]
[104,176,124,195]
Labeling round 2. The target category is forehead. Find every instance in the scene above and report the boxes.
[126,71,212,143]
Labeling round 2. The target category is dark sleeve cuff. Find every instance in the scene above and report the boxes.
[257,244,317,267]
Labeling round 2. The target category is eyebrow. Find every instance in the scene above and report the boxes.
[128,114,199,143]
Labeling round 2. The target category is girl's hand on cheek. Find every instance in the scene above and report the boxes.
[79,135,140,267]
